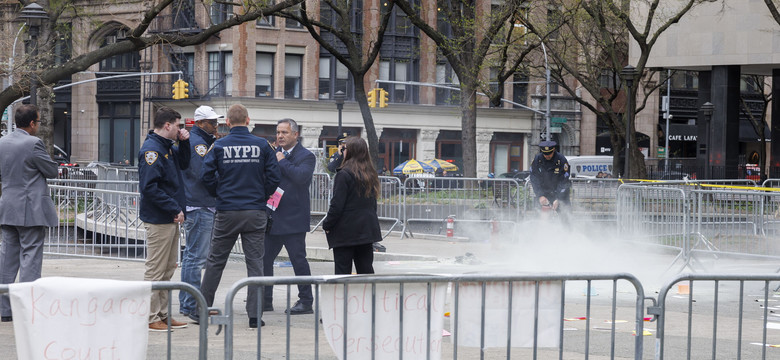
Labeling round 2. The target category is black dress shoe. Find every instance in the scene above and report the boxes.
[285,301,313,315]
[249,317,265,328]
[1,316,11,322]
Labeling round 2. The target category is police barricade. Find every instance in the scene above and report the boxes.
[216,273,646,359]
[569,178,621,223]
[0,281,209,359]
[628,179,758,198]
[377,175,403,237]
[47,184,156,261]
[48,178,139,192]
[688,189,780,261]
[308,172,332,231]
[763,178,780,188]
[401,177,523,239]
[650,274,780,360]
[616,184,690,259]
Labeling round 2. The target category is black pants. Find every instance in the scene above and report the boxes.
[263,232,313,305]
[201,210,266,318]
[333,243,375,275]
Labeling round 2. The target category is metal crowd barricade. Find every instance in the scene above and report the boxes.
[689,189,780,260]
[616,184,689,254]
[0,281,209,360]
[401,177,523,238]
[650,274,780,360]
[48,178,139,192]
[217,273,646,359]
[569,178,621,222]
[47,184,149,261]
[309,172,332,232]
[763,178,780,188]
[377,175,403,237]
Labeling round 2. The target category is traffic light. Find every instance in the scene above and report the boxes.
[367,88,377,108]
[379,88,389,108]
[172,79,190,100]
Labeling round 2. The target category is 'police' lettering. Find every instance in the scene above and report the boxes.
[223,145,262,159]
[582,165,609,172]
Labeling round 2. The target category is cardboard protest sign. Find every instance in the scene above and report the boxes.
[9,277,151,360]
[453,281,562,348]
[321,282,446,360]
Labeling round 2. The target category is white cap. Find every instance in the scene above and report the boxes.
[194,106,224,121]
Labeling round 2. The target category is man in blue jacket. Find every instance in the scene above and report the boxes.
[263,118,316,315]
[179,105,221,319]
[200,104,280,328]
[138,106,190,331]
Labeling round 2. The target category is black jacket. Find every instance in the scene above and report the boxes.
[183,126,217,208]
[322,168,381,248]
[138,132,190,224]
[529,151,571,202]
[268,143,316,235]
[201,126,280,211]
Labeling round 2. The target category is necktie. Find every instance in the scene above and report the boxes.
[283,150,289,157]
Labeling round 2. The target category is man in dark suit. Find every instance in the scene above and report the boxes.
[0,104,59,322]
[263,118,316,315]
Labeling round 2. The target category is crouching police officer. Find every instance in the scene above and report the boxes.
[529,140,571,215]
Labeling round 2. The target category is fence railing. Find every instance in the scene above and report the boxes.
[218,273,646,360]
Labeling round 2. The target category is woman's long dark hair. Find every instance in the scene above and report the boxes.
[341,137,380,198]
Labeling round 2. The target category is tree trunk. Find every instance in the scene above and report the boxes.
[37,85,55,158]
[351,75,380,168]
[460,83,478,178]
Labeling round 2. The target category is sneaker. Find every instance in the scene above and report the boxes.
[149,320,169,332]
[162,317,188,329]
[285,301,313,315]
[249,317,265,328]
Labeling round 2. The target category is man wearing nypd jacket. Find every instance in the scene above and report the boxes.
[138,106,190,332]
[200,103,280,328]
[179,105,221,320]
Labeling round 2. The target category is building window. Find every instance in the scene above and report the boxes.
[256,52,274,97]
[256,1,275,27]
[547,8,561,40]
[512,72,528,108]
[210,1,230,24]
[319,56,350,99]
[171,52,195,94]
[489,67,501,108]
[599,69,619,89]
[286,3,303,28]
[436,63,460,105]
[379,59,416,104]
[208,52,232,96]
[284,54,302,99]
[669,71,698,90]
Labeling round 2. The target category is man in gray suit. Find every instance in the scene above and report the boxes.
[0,104,59,322]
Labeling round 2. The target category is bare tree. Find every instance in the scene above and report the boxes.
[394,0,532,177]
[278,0,394,166]
[522,0,707,178]
[1,0,303,155]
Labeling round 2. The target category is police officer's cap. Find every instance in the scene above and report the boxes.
[539,140,557,154]
[337,132,350,143]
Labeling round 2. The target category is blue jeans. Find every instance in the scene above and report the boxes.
[179,208,214,315]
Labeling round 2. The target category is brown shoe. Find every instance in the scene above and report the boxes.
[162,317,188,329]
[148,320,169,332]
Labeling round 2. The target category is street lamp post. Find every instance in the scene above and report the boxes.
[5,25,27,135]
[334,90,345,136]
[540,41,551,142]
[621,65,637,178]
[700,102,714,179]
[18,3,49,107]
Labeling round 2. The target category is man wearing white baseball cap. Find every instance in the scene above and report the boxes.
[180,105,222,321]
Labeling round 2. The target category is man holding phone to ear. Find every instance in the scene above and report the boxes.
[138,106,190,332]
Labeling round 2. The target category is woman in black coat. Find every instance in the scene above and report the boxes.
[322,137,382,274]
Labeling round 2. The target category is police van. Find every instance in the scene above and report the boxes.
[565,155,614,178]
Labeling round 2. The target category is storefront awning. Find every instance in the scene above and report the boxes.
[739,120,771,142]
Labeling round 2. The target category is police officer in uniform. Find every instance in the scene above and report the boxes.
[529,140,571,213]
[326,132,348,173]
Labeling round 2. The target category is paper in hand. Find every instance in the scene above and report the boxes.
[266,187,284,211]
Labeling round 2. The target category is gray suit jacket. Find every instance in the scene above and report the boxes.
[0,130,58,227]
